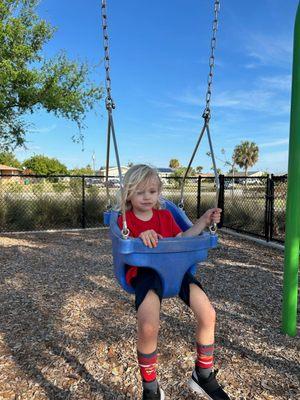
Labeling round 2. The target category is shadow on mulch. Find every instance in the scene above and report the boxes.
[0,229,299,399]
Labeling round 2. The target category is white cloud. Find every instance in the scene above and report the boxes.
[170,110,202,121]
[259,138,289,148]
[171,83,290,115]
[257,150,288,173]
[14,145,41,155]
[259,75,292,91]
[245,34,292,68]
[28,124,57,134]
[209,89,289,115]
[148,99,176,109]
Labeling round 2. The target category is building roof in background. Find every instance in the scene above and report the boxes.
[99,166,129,171]
[225,171,264,177]
[157,168,174,173]
[200,173,215,177]
[0,164,22,171]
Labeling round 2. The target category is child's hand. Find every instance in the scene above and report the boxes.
[139,230,163,248]
[200,208,222,227]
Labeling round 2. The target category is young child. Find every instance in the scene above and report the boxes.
[117,164,230,400]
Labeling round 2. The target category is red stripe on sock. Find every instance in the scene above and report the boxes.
[138,352,157,382]
[196,343,214,369]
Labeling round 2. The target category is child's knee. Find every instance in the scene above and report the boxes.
[138,320,159,340]
[201,305,216,328]
[208,305,216,324]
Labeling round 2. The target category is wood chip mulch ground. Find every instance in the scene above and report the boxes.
[0,229,299,400]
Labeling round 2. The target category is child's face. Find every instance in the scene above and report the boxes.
[130,177,160,213]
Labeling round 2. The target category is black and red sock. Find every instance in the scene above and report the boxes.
[137,349,158,392]
[196,342,214,379]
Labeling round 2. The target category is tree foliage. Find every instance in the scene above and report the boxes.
[0,0,102,150]
[0,151,22,168]
[233,141,259,175]
[227,166,238,175]
[69,164,94,175]
[210,167,222,175]
[169,159,180,169]
[170,166,196,188]
[195,166,203,174]
[23,154,67,175]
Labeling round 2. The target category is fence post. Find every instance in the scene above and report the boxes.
[197,175,202,218]
[269,174,275,241]
[218,174,225,228]
[81,176,86,229]
[264,176,271,241]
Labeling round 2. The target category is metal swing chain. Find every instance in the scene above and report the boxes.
[101,0,129,239]
[101,0,113,210]
[205,0,221,234]
[101,0,115,112]
[203,0,220,120]
[179,0,220,234]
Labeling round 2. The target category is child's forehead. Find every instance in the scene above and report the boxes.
[137,176,160,190]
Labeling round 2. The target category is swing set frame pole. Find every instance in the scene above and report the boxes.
[282,1,300,337]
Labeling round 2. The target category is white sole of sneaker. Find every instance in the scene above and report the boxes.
[188,378,213,400]
[160,388,165,400]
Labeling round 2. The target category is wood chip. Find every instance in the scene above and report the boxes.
[0,230,299,399]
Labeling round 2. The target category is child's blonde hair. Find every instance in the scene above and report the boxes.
[116,164,163,211]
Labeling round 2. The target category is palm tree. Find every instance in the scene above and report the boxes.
[233,141,259,177]
[195,165,203,174]
[169,159,180,169]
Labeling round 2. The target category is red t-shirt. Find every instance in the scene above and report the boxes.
[117,208,182,284]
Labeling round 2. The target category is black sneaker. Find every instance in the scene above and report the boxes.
[142,386,165,400]
[188,369,230,400]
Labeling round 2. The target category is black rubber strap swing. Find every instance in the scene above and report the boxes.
[101,0,221,298]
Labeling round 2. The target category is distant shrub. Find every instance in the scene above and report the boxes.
[52,182,68,193]
[223,199,265,236]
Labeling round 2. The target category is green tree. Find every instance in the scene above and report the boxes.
[233,141,259,176]
[228,166,238,175]
[169,159,180,169]
[0,151,22,168]
[210,167,222,175]
[69,164,94,175]
[0,0,102,150]
[23,155,67,175]
[170,166,196,188]
[195,166,203,174]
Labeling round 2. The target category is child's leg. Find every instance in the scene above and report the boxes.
[179,273,216,379]
[189,283,216,345]
[190,283,216,378]
[132,268,163,394]
[179,274,230,399]
[137,289,161,353]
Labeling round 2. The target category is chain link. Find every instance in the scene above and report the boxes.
[203,0,220,119]
[101,0,115,110]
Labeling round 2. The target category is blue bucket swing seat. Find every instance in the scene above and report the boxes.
[100,0,221,299]
[105,199,218,298]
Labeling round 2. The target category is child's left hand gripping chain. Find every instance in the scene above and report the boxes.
[203,208,222,226]
[139,229,163,248]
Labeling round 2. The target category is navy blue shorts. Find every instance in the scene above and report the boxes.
[130,267,204,311]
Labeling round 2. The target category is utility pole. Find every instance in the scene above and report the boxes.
[92,151,96,175]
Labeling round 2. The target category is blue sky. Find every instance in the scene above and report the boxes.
[15,0,299,173]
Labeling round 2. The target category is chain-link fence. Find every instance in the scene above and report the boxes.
[222,176,268,239]
[218,175,286,243]
[0,175,104,232]
[272,175,287,242]
[0,175,199,232]
[0,174,287,243]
